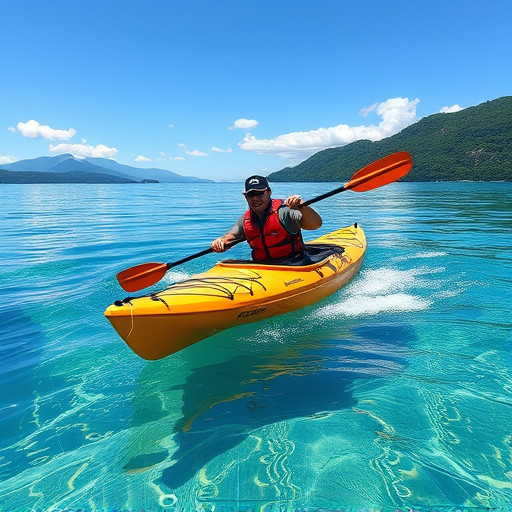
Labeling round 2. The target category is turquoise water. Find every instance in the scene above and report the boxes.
[0,181,511,511]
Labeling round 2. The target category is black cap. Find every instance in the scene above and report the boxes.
[244,175,269,194]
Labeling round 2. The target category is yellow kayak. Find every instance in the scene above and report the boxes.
[105,224,366,360]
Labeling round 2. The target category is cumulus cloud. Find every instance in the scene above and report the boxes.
[8,126,16,133]
[211,146,233,153]
[229,118,259,130]
[439,104,463,113]
[171,156,185,161]
[240,97,419,159]
[49,143,117,159]
[187,149,209,157]
[17,120,76,140]
[135,155,152,162]
[0,155,18,164]
[178,142,209,157]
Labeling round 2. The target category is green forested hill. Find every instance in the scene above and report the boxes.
[268,96,512,182]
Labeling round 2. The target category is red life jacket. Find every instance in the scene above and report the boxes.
[243,199,306,261]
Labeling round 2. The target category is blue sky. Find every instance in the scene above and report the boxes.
[1,0,510,181]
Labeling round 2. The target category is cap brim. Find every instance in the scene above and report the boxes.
[243,187,268,195]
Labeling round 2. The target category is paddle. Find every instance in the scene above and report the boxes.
[116,151,412,292]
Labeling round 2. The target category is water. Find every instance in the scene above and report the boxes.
[0,181,511,511]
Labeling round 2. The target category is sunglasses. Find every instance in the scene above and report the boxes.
[244,189,268,198]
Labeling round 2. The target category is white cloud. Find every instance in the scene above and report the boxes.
[187,149,209,157]
[358,103,378,117]
[17,120,76,140]
[8,126,16,133]
[170,156,185,161]
[168,124,174,128]
[439,104,463,113]
[239,97,419,159]
[0,155,18,164]
[211,146,233,153]
[178,142,209,157]
[49,143,117,159]
[135,155,152,162]
[229,118,259,130]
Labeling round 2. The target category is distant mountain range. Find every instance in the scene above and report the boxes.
[269,96,512,182]
[0,154,213,183]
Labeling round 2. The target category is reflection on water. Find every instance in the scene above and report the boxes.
[120,323,413,499]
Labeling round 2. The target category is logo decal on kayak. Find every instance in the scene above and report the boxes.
[284,278,304,287]
[237,307,267,319]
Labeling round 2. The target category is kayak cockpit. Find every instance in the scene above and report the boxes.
[218,243,345,268]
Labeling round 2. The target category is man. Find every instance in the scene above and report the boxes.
[211,175,322,263]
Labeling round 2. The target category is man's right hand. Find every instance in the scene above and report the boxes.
[211,237,226,252]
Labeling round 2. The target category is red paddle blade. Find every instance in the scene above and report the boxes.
[116,262,168,292]
[345,151,413,192]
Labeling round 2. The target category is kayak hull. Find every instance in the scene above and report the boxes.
[105,224,366,360]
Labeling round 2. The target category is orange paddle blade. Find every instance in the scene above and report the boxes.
[116,262,169,292]
[345,151,413,192]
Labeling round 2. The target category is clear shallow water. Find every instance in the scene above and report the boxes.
[0,181,511,511]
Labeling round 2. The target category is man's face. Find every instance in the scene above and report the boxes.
[245,188,271,215]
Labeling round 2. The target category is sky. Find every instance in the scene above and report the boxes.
[1,0,511,181]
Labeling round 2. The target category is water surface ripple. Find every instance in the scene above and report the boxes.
[0,182,511,511]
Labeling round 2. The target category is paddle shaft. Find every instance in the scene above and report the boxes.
[167,152,411,267]
[116,151,412,291]
[302,153,410,206]
[167,157,400,268]
[301,184,347,208]
[165,240,243,270]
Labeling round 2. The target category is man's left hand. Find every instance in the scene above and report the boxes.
[284,195,303,209]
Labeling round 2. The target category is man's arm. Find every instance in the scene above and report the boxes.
[284,195,322,230]
[211,216,246,252]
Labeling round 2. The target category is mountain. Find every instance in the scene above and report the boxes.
[83,157,212,183]
[0,155,213,183]
[0,170,137,184]
[268,96,512,182]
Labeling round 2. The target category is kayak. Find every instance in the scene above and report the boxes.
[105,224,366,360]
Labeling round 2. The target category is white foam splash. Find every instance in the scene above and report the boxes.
[163,269,190,285]
[416,251,448,258]
[392,251,448,263]
[316,267,433,318]
[320,292,430,317]
[354,268,416,295]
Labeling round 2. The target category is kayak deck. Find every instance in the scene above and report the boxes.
[105,224,366,360]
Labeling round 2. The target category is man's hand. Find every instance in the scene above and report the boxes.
[284,195,303,209]
[211,237,227,252]
[212,233,238,252]
[285,194,322,230]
